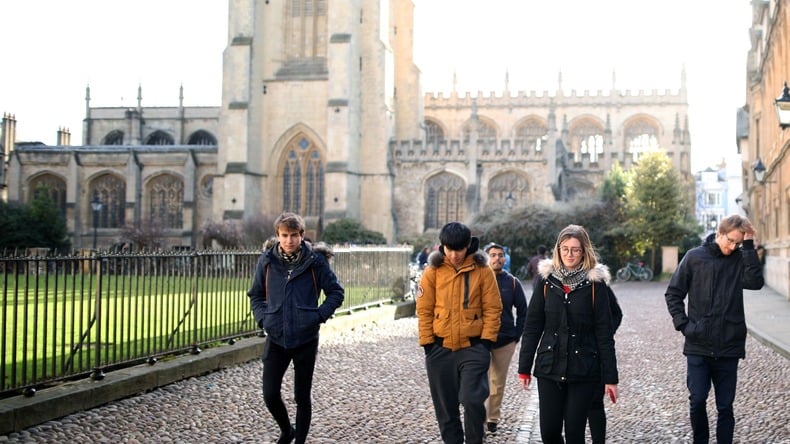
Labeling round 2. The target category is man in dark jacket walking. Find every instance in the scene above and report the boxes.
[248,212,345,444]
[483,243,528,434]
[665,214,763,444]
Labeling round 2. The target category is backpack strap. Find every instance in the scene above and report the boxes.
[264,263,269,302]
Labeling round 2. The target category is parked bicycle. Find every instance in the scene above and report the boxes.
[616,260,654,281]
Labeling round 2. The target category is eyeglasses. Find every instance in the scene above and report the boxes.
[559,247,583,256]
[723,234,742,249]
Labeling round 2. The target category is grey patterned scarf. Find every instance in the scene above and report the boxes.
[551,266,588,292]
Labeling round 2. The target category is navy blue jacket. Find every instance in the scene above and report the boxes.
[248,241,344,349]
[493,270,528,348]
[665,235,763,359]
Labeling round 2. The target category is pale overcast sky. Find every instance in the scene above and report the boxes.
[2,0,752,172]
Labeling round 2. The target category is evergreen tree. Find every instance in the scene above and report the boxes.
[625,151,694,270]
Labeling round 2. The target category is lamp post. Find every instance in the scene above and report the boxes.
[775,82,790,129]
[90,195,102,250]
[753,158,767,184]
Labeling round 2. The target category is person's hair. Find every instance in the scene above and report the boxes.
[484,242,504,253]
[551,224,598,271]
[273,212,305,236]
[718,214,754,235]
[537,245,547,255]
[439,222,472,251]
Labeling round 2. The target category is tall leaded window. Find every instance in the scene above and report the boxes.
[285,0,327,61]
[424,120,445,145]
[187,130,217,145]
[145,130,174,145]
[515,117,548,153]
[463,119,497,143]
[146,174,184,229]
[569,119,605,163]
[625,119,659,162]
[103,130,124,145]
[487,172,529,208]
[30,173,67,218]
[90,174,126,228]
[282,136,324,217]
[424,172,466,229]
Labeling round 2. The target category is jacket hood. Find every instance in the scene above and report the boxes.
[428,248,487,268]
[537,258,611,284]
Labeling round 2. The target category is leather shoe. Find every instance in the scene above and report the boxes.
[486,422,497,433]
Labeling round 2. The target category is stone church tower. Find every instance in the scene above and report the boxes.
[214,0,421,240]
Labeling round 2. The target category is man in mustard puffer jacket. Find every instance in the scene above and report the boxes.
[417,222,502,444]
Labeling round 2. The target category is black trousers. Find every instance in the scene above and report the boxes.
[262,338,319,444]
[587,382,606,444]
[425,343,491,444]
[537,378,598,444]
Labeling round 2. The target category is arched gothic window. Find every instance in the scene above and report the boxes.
[187,130,217,145]
[424,120,444,145]
[145,131,174,145]
[515,118,548,153]
[146,174,184,229]
[30,174,67,218]
[282,136,324,217]
[424,172,466,229]
[569,119,605,163]
[624,119,659,163]
[103,130,124,145]
[487,172,529,209]
[90,174,126,228]
[463,119,497,143]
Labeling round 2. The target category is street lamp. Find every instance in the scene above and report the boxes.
[753,158,767,184]
[775,82,790,129]
[90,195,102,250]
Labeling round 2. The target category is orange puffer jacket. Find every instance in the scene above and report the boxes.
[417,250,502,351]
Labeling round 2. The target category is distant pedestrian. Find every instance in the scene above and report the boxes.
[665,214,763,444]
[417,246,430,268]
[417,222,502,444]
[518,224,619,444]
[526,245,547,287]
[483,243,528,434]
[247,212,345,444]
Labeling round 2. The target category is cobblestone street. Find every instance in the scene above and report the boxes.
[2,281,789,443]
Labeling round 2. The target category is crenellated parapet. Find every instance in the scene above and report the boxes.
[389,138,547,163]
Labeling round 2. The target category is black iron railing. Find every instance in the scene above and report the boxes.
[0,246,411,397]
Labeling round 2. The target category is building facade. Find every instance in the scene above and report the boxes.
[739,0,790,299]
[2,0,693,250]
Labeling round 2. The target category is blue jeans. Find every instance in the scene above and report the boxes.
[686,355,739,444]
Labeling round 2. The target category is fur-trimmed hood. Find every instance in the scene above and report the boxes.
[427,249,487,268]
[537,258,611,284]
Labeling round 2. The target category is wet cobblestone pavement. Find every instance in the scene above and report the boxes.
[2,280,789,443]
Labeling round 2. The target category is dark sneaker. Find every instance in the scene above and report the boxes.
[486,422,498,433]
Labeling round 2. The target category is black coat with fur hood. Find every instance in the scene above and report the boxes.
[518,259,619,385]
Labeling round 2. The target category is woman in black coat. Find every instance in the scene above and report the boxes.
[518,224,619,444]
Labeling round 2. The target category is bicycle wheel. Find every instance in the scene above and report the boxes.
[640,267,654,281]
[616,267,631,281]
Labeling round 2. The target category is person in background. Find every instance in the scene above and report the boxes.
[587,286,623,443]
[518,224,619,444]
[483,243,528,434]
[665,214,763,444]
[526,245,548,288]
[503,246,511,272]
[417,222,502,444]
[417,246,430,269]
[248,212,345,444]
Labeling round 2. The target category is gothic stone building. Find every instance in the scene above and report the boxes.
[2,0,691,249]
